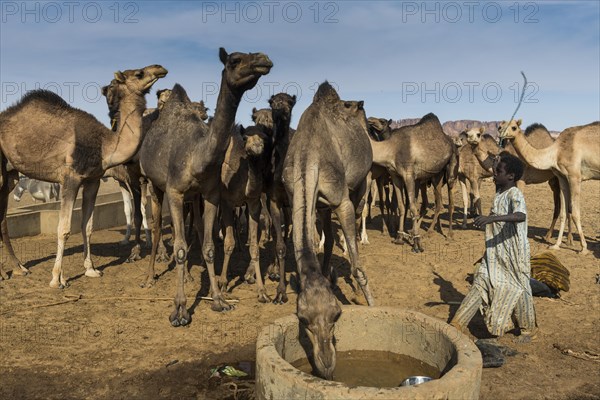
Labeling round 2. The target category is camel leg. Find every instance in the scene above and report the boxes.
[50,178,80,288]
[391,175,407,244]
[140,181,152,248]
[447,177,454,239]
[459,176,469,229]
[270,198,288,304]
[141,187,163,288]
[567,176,588,254]
[0,177,29,277]
[203,196,232,312]
[550,175,569,251]
[426,177,444,236]
[471,177,482,218]
[376,176,389,236]
[219,204,236,288]
[404,177,424,252]
[359,172,372,245]
[245,200,270,303]
[119,185,132,245]
[127,184,143,263]
[81,179,102,277]
[318,208,336,286]
[165,188,191,326]
[544,177,561,243]
[335,197,375,306]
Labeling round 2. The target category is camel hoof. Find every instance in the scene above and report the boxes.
[156,252,171,263]
[245,274,256,285]
[273,291,288,304]
[258,292,271,303]
[49,280,68,289]
[85,268,103,278]
[140,276,157,288]
[12,266,31,276]
[211,298,233,312]
[548,244,561,251]
[360,238,370,245]
[268,273,280,282]
[579,248,590,256]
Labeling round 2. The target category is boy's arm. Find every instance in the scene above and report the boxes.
[474,212,526,227]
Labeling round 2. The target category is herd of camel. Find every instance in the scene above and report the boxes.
[0,48,599,380]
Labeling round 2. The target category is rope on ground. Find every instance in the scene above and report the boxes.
[553,343,600,363]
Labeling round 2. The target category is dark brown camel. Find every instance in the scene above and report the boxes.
[138,48,272,326]
[0,65,167,285]
[282,82,375,380]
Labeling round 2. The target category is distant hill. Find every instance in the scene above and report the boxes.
[391,118,560,138]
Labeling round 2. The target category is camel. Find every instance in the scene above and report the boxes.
[217,124,271,303]
[457,129,498,227]
[466,124,574,244]
[0,65,167,286]
[251,107,274,136]
[282,82,375,380]
[138,48,272,326]
[370,113,456,252]
[261,93,296,304]
[496,119,600,254]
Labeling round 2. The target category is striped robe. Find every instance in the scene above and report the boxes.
[473,186,536,335]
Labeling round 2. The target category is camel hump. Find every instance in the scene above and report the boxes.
[313,81,340,104]
[524,123,548,136]
[420,113,440,124]
[17,89,69,109]
[169,84,192,105]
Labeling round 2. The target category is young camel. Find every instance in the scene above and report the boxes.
[466,124,573,244]
[282,82,375,380]
[217,124,272,303]
[0,65,167,285]
[497,119,599,254]
[260,93,297,304]
[138,48,272,326]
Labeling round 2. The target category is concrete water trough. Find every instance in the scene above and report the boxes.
[256,306,482,400]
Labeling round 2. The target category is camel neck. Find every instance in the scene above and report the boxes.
[369,139,388,166]
[510,130,555,170]
[206,74,241,154]
[102,96,145,169]
[273,114,291,150]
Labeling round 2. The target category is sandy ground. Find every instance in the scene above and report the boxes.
[1,180,599,400]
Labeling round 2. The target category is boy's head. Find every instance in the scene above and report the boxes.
[494,152,524,186]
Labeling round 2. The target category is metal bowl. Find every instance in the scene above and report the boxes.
[400,376,433,387]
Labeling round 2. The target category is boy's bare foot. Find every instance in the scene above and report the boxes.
[513,327,538,344]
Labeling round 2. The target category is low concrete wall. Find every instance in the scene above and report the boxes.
[6,193,155,239]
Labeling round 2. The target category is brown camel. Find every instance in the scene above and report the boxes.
[466,124,574,244]
[497,119,600,254]
[370,113,456,252]
[251,107,274,136]
[262,93,296,304]
[138,48,272,326]
[282,82,375,380]
[0,65,167,286]
[217,124,271,303]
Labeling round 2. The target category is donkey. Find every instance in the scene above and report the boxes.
[13,175,60,203]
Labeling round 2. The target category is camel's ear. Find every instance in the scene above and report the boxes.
[114,71,126,83]
[239,125,246,136]
[268,96,274,107]
[387,119,392,125]
[251,108,257,121]
[101,86,108,97]
[219,48,228,65]
[357,101,364,109]
[479,126,485,133]
[291,95,297,104]
[516,118,522,127]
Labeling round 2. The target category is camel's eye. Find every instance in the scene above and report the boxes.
[512,126,517,131]
[135,70,144,78]
[229,57,241,67]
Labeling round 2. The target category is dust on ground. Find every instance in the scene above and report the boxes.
[1,180,599,400]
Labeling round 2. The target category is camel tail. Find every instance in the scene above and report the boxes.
[291,155,320,285]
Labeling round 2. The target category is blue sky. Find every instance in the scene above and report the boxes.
[1,0,599,131]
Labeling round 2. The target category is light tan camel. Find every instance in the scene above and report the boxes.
[466,124,574,244]
[497,119,600,254]
[283,82,375,380]
[370,113,456,252]
[0,65,167,286]
[139,48,272,326]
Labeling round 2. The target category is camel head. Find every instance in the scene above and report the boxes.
[454,131,468,147]
[269,93,297,120]
[297,274,341,380]
[367,117,393,141]
[341,100,369,133]
[156,89,172,110]
[219,48,272,92]
[239,125,268,157]
[191,100,209,121]
[466,126,486,146]
[497,119,523,140]
[251,107,274,134]
[101,65,168,129]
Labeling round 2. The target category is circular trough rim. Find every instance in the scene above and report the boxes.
[256,306,482,397]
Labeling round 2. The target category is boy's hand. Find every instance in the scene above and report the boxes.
[474,215,494,228]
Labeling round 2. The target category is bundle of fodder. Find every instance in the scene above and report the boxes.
[530,252,570,298]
